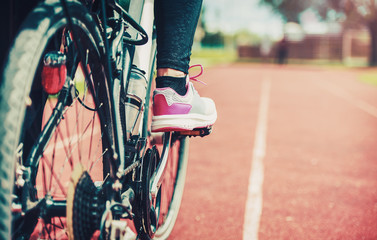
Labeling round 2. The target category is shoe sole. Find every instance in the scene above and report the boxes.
[151,113,217,132]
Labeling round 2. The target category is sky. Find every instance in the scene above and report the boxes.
[202,0,285,39]
[202,0,341,40]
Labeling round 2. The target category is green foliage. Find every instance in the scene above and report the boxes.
[359,70,377,86]
[259,0,377,24]
[259,0,312,22]
[201,31,225,47]
[234,30,262,46]
[191,48,237,68]
[259,0,377,66]
[259,0,344,23]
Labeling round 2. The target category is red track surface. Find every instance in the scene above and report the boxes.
[169,64,377,240]
[30,63,377,239]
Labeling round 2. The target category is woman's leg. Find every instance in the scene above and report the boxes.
[154,0,203,75]
[151,0,217,133]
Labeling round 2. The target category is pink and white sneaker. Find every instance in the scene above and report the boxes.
[151,65,217,133]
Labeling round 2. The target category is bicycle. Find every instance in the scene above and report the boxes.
[0,0,211,239]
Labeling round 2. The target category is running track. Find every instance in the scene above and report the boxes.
[170,64,377,240]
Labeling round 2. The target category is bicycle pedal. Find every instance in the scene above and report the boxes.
[178,126,213,137]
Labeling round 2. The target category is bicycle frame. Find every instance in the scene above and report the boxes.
[113,0,158,175]
[59,0,160,179]
[106,0,173,194]
[8,0,177,237]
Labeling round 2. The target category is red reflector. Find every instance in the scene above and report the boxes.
[41,65,67,95]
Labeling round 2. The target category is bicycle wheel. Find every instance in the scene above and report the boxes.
[154,134,189,240]
[136,71,190,240]
[0,1,113,239]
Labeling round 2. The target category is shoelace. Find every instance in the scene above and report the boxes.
[189,64,207,85]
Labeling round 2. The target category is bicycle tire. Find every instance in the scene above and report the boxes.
[154,135,189,240]
[138,122,189,240]
[0,0,113,239]
[136,47,190,240]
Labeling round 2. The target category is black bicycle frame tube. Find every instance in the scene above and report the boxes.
[26,86,70,184]
[43,200,66,218]
[60,0,119,175]
[98,0,119,157]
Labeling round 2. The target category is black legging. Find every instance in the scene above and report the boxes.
[1,0,202,75]
[154,0,202,74]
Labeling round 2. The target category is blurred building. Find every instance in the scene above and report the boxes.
[238,28,371,66]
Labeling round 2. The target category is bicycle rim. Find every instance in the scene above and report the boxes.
[140,84,189,240]
[0,1,113,239]
[154,135,189,240]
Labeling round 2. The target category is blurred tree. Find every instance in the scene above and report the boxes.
[234,30,262,46]
[259,0,311,22]
[199,5,225,47]
[260,0,377,66]
[340,0,377,66]
[201,31,225,47]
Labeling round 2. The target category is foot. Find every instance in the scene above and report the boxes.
[151,74,217,132]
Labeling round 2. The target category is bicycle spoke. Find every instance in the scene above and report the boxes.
[49,129,59,191]
[53,218,56,239]
[75,95,82,164]
[0,1,113,239]
[89,142,107,173]
[62,100,75,169]
[43,224,53,240]
[41,156,48,197]
[41,155,67,197]
[87,97,96,162]
[44,98,75,167]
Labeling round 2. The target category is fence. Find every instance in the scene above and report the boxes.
[238,29,370,65]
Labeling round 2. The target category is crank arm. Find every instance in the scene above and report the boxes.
[149,132,171,198]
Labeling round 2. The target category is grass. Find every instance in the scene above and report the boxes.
[191,48,377,88]
[358,69,377,86]
[191,48,237,68]
[191,48,350,69]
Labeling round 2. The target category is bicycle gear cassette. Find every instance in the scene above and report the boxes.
[67,164,105,240]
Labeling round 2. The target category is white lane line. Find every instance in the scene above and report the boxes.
[317,81,377,119]
[243,78,271,240]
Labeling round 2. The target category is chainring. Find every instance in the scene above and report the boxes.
[135,146,161,239]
